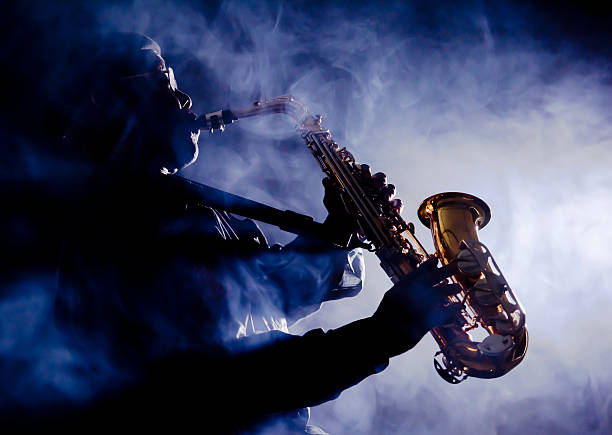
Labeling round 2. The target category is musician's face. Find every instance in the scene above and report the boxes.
[119,53,200,174]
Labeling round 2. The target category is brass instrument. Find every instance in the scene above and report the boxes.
[197,95,528,383]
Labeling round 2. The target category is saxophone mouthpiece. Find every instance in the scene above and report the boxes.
[196,109,237,133]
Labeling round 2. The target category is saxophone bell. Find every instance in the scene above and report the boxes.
[418,193,528,383]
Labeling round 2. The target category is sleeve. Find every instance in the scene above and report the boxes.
[71,317,391,433]
[259,235,365,325]
[225,213,365,325]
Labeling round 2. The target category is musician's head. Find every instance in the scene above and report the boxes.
[68,32,200,174]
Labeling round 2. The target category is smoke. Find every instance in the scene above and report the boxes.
[3,0,612,433]
[0,278,122,415]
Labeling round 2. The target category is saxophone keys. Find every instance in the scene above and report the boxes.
[379,184,396,201]
[477,334,514,357]
[495,310,523,335]
[390,198,403,214]
[456,248,482,277]
[371,172,387,191]
[434,351,467,384]
[359,163,372,178]
[472,278,499,306]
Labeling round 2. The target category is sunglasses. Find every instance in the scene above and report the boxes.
[120,67,192,110]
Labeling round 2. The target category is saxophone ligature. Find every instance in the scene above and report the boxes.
[196,95,528,383]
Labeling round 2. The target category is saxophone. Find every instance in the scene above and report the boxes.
[197,95,528,383]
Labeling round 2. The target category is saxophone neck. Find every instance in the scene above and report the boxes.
[196,94,313,132]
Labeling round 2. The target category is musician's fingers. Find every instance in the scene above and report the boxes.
[322,176,336,189]
[425,302,463,329]
[395,257,437,288]
[322,176,348,216]
[419,256,439,272]
[434,283,462,297]
[414,257,455,286]
[379,184,396,202]
[426,261,460,286]
[409,272,459,306]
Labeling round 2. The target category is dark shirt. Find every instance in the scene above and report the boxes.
[47,169,386,433]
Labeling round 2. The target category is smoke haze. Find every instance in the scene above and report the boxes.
[2,0,612,433]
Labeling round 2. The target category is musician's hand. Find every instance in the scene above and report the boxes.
[322,177,358,247]
[372,257,463,358]
[322,164,403,247]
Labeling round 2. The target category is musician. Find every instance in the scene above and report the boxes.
[40,33,462,433]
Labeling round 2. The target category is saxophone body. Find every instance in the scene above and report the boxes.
[197,95,528,383]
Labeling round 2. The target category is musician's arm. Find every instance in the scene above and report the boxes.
[91,270,461,431]
[84,317,393,432]
[137,268,461,427]
[43,260,462,432]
